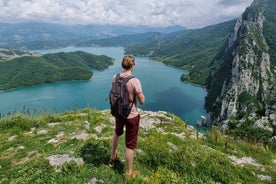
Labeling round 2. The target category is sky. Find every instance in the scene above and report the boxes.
[0,0,254,29]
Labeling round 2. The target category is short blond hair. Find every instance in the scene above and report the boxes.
[121,55,135,70]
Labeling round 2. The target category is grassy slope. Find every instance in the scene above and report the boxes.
[0,109,275,183]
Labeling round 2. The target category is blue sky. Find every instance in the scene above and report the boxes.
[0,0,253,28]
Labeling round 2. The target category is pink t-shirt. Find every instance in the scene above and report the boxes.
[113,74,143,119]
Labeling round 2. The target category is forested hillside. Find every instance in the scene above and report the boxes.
[0,51,113,91]
[124,20,236,85]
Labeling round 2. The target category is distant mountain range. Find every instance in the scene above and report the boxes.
[0,22,185,50]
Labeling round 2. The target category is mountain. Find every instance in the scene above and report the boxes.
[123,20,236,85]
[77,32,168,47]
[205,0,276,133]
[0,51,113,91]
[0,22,185,50]
[0,109,275,183]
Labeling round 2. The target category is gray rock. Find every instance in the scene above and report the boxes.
[47,123,60,127]
[46,154,84,168]
[257,174,271,181]
[94,125,105,133]
[8,135,18,141]
[37,129,48,135]
[269,113,276,127]
[87,178,104,184]
[269,136,276,143]
[83,121,90,130]
[254,117,273,132]
[73,132,89,140]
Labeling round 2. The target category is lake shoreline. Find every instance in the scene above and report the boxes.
[0,46,207,125]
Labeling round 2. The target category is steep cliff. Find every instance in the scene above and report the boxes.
[205,0,275,131]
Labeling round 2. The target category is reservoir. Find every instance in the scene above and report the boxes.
[0,47,207,126]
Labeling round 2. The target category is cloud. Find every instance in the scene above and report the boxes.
[0,0,254,28]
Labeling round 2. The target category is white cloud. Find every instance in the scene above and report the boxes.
[0,0,254,28]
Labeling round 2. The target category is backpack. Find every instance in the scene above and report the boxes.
[109,74,135,119]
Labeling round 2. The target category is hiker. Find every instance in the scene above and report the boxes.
[109,55,145,178]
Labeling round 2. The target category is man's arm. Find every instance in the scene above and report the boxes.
[137,92,145,105]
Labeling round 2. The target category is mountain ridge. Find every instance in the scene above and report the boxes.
[0,22,185,50]
[205,0,275,133]
[122,19,236,85]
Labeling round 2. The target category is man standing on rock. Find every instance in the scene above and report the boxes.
[109,55,145,178]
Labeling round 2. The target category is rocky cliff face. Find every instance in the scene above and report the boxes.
[206,0,275,131]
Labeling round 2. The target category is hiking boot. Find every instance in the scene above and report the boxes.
[108,151,118,167]
[125,170,140,179]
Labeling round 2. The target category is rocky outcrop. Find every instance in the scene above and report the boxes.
[220,0,271,118]
[206,0,275,135]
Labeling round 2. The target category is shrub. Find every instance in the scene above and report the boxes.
[80,139,110,167]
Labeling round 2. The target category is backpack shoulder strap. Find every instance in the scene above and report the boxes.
[122,75,135,84]
[115,74,135,84]
[114,73,121,81]
[123,75,135,105]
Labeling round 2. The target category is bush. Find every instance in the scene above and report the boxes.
[80,140,110,167]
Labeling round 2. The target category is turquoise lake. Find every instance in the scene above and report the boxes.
[0,47,207,126]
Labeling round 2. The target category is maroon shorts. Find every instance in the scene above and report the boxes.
[115,115,140,150]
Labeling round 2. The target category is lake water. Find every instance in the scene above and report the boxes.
[0,47,207,126]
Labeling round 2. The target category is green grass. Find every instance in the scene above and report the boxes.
[0,108,275,183]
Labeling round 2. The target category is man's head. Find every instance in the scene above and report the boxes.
[122,55,135,70]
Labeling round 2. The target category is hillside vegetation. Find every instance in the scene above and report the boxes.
[0,109,275,183]
[0,51,113,91]
[124,20,236,85]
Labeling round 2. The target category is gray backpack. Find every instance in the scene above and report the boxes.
[109,74,134,119]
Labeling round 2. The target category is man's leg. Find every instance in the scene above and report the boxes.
[110,118,124,166]
[125,148,134,173]
[125,115,140,177]
[111,133,119,160]
[109,132,120,167]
